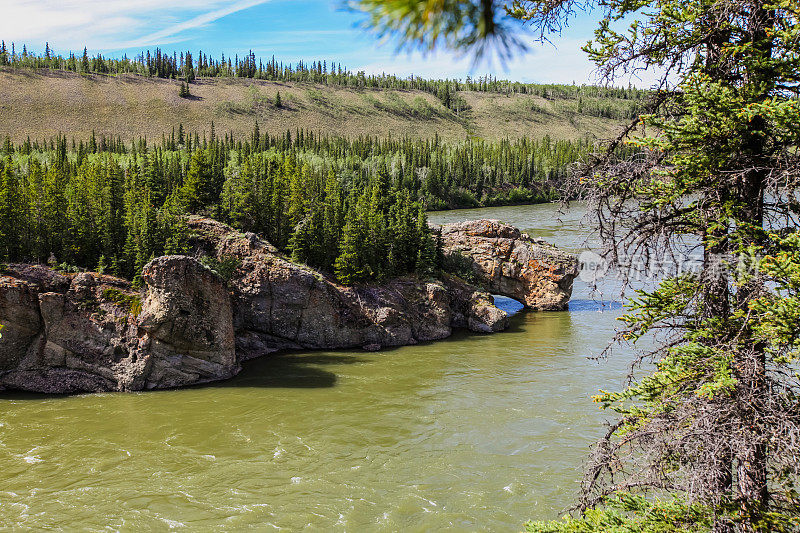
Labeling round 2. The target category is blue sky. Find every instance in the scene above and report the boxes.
[1,0,620,85]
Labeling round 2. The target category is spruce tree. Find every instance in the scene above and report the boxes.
[0,159,24,260]
[81,47,90,73]
[179,81,190,98]
[414,206,435,277]
[181,149,215,212]
[334,215,370,285]
[221,157,256,229]
[289,215,315,265]
[322,171,343,269]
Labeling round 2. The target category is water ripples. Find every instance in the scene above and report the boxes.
[0,203,637,530]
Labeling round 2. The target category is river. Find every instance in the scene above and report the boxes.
[0,202,637,531]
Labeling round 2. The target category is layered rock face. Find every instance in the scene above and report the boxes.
[0,217,576,393]
[436,219,579,310]
[137,256,238,389]
[0,260,238,393]
[186,217,507,359]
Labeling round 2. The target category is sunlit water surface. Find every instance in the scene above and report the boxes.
[0,202,637,531]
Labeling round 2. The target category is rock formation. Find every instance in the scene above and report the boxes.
[186,216,507,359]
[0,217,576,393]
[137,256,239,389]
[0,259,237,393]
[436,219,579,310]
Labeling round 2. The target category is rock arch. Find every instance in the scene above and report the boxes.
[435,220,579,310]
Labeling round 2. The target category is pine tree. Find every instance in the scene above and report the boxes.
[365,182,388,278]
[81,47,90,73]
[0,159,25,260]
[322,171,343,269]
[161,191,189,255]
[287,159,307,228]
[181,149,215,212]
[334,214,370,285]
[179,81,190,98]
[42,163,68,261]
[144,152,166,206]
[221,157,256,229]
[289,214,315,265]
[415,206,436,277]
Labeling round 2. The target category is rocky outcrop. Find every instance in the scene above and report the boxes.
[0,217,575,394]
[436,219,579,310]
[186,216,507,359]
[0,259,237,393]
[137,256,238,390]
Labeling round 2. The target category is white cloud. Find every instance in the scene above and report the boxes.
[0,0,270,52]
[354,37,663,88]
[0,1,663,87]
[354,38,598,85]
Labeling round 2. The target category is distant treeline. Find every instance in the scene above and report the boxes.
[0,41,648,119]
[0,128,598,283]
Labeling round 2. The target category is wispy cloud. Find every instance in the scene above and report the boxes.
[118,0,273,48]
[0,0,645,85]
[0,0,269,52]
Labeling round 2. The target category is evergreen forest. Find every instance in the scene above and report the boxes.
[0,127,593,284]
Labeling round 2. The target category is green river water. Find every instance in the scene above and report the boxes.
[0,202,635,531]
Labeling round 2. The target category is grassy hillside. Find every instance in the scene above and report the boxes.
[0,68,634,143]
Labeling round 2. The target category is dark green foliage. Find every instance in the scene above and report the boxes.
[0,158,24,260]
[199,255,241,282]
[182,149,217,212]
[0,136,191,281]
[178,81,190,98]
[0,125,591,284]
[441,250,477,283]
[334,215,371,284]
[101,287,142,316]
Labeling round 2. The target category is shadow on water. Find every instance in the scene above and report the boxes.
[0,297,553,399]
[0,390,62,401]
[221,352,373,389]
[0,353,366,399]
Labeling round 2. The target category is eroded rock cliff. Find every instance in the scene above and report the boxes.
[0,259,237,393]
[0,217,576,393]
[186,216,507,359]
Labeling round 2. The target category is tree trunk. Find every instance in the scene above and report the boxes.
[731,4,775,528]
